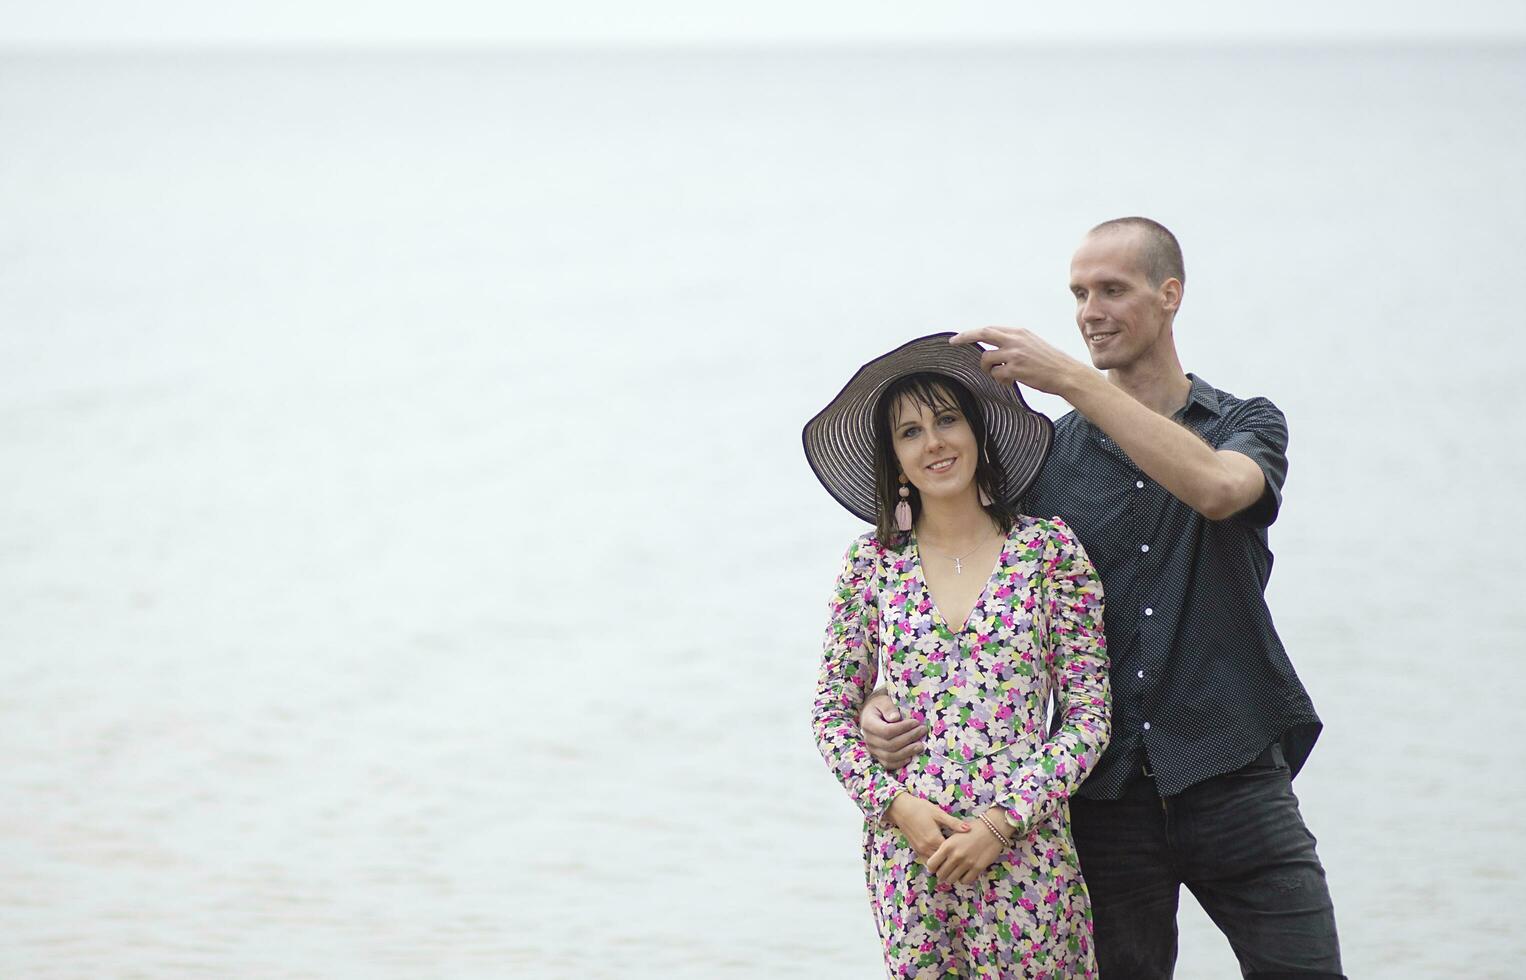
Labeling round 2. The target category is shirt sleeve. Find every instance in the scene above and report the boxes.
[1217,396,1289,528]
[810,536,905,824]
[997,518,1111,837]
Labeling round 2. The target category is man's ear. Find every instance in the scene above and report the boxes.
[1159,277,1183,315]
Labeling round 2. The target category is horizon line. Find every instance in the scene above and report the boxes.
[3,36,1524,54]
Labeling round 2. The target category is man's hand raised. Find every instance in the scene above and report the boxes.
[860,689,927,770]
[949,326,1091,397]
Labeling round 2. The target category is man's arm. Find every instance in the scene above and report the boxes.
[950,327,1268,521]
[1057,370,1268,521]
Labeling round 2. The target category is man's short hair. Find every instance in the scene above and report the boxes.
[1090,216,1185,288]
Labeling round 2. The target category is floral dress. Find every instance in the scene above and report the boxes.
[812,516,1111,979]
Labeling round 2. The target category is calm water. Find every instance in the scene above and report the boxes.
[2,46,1524,978]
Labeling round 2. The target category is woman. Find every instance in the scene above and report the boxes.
[804,334,1111,979]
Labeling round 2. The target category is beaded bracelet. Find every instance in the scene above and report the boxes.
[979,813,1013,849]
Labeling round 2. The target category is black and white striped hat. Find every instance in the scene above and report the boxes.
[802,333,1053,524]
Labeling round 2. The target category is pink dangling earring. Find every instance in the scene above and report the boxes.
[979,485,993,508]
[895,476,913,532]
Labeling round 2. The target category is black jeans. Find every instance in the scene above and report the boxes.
[1069,746,1344,980]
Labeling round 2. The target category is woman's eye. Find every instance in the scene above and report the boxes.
[938,414,957,425]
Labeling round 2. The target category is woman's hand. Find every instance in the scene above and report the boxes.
[926,807,1009,885]
[887,793,970,862]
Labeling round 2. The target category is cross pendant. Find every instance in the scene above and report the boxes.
[953,558,963,574]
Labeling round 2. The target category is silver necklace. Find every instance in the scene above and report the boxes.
[924,529,996,574]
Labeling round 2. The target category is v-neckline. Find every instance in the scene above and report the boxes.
[910,523,1014,634]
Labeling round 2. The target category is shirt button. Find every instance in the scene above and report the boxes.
[1137,669,1145,678]
[1140,544,1150,553]
[1143,722,1151,731]
[1144,607,1154,616]
[1135,480,1145,489]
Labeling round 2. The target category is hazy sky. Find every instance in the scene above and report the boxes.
[3,0,1524,46]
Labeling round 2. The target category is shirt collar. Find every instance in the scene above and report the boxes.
[1182,373,1222,417]
[1083,374,1222,439]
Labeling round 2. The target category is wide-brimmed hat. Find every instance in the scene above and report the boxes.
[802,332,1053,524]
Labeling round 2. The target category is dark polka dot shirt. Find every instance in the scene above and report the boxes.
[1024,374,1322,799]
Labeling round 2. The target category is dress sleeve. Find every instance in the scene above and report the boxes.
[996,518,1111,836]
[811,536,905,824]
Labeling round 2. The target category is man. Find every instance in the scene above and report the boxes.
[860,218,1344,979]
